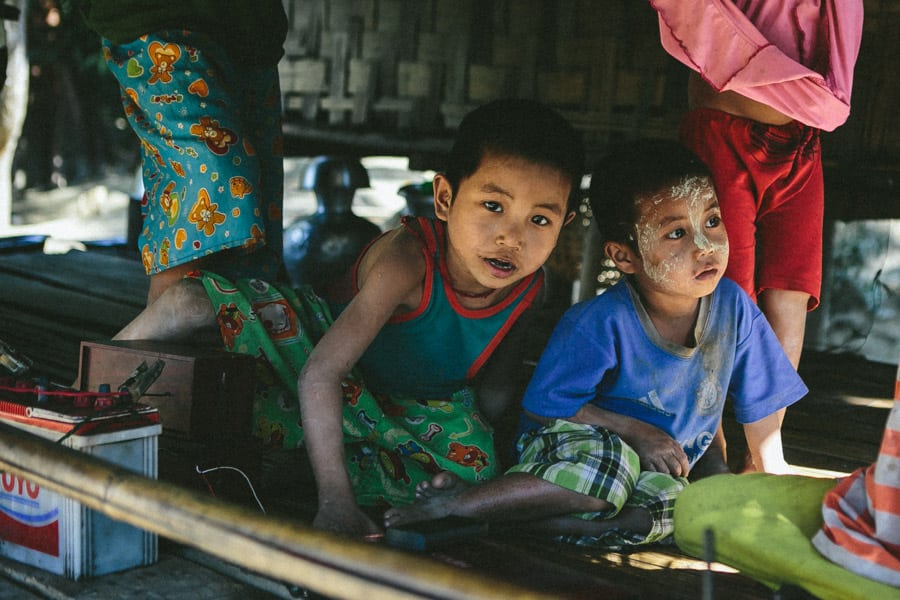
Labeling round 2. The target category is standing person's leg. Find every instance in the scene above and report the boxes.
[114,277,217,342]
[681,111,760,472]
[680,110,823,369]
[755,124,824,370]
[758,290,811,369]
[147,263,200,306]
[203,57,286,283]
[681,110,821,471]
[145,61,284,306]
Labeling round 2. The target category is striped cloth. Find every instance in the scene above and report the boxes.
[812,397,900,586]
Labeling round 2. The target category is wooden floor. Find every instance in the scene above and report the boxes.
[0,243,895,599]
[0,240,147,384]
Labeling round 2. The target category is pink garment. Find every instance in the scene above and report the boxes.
[651,0,864,131]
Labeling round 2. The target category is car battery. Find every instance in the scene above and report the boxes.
[0,408,160,580]
[77,340,256,442]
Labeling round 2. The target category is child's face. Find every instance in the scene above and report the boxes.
[433,152,574,296]
[630,176,729,300]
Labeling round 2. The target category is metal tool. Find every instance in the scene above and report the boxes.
[0,339,33,376]
[117,359,166,403]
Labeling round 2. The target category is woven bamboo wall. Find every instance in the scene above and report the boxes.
[276,0,899,296]
[278,0,683,166]
[277,0,900,170]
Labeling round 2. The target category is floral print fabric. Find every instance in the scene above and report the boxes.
[196,272,499,507]
[104,30,284,281]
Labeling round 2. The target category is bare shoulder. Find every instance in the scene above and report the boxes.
[357,225,426,309]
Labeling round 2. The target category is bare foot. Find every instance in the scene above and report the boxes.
[530,507,653,539]
[384,471,468,528]
[414,470,467,500]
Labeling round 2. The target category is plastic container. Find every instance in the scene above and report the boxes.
[0,416,160,579]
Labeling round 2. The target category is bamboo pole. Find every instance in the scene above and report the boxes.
[0,422,556,600]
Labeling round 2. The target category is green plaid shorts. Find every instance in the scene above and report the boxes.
[507,419,688,547]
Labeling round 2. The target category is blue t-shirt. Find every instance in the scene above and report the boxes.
[520,277,807,467]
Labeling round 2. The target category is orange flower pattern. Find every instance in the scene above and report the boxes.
[229,176,253,198]
[189,189,226,236]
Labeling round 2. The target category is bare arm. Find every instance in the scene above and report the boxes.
[689,422,731,481]
[298,229,425,536]
[742,408,791,474]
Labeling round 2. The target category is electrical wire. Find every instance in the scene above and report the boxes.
[195,464,267,514]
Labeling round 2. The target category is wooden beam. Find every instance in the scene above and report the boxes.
[0,422,555,600]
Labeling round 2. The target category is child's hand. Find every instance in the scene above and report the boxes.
[569,404,691,476]
[313,498,382,538]
[629,423,690,477]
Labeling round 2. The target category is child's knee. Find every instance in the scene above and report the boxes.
[627,472,689,543]
[169,278,213,314]
[515,421,644,508]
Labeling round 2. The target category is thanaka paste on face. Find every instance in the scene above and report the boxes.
[634,175,728,284]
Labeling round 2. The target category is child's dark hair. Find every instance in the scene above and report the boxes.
[444,98,585,213]
[589,139,712,248]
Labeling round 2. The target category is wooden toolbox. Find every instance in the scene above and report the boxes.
[77,340,255,442]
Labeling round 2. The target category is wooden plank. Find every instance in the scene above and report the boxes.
[0,250,147,306]
[468,64,512,102]
[0,270,144,330]
[0,250,147,382]
[401,533,773,600]
[326,31,351,125]
[0,424,561,600]
[0,308,90,382]
[537,70,587,107]
[263,471,772,599]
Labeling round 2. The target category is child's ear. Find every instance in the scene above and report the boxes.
[432,174,454,221]
[563,211,576,227]
[604,240,639,274]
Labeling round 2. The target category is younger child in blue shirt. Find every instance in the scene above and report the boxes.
[385,139,807,547]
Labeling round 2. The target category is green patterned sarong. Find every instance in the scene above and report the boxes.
[197,271,498,506]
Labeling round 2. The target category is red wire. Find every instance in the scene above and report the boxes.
[0,384,127,399]
[198,472,217,497]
